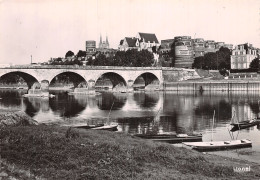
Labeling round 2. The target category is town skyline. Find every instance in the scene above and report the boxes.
[0,0,259,64]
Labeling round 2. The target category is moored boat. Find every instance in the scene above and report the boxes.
[183,139,252,152]
[91,122,118,131]
[71,123,105,129]
[230,119,260,132]
[133,133,203,144]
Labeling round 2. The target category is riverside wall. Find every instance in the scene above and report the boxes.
[163,81,260,91]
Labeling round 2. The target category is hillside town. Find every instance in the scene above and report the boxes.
[47,32,260,74]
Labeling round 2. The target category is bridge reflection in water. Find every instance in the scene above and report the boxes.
[0,89,260,150]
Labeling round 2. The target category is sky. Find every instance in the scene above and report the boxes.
[0,0,260,65]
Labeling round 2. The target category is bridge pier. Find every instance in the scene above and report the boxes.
[126,80,134,92]
[27,81,50,97]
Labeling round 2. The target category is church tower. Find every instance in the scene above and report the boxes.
[99,34,102,48]
[106,35,109,48]
[99,33,110,49]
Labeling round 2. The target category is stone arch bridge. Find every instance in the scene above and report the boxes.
[0,65,164,92]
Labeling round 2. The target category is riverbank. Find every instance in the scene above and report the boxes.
[0,112,260,179]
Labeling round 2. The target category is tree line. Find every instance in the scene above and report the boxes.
[49,46,259,74]
[191,47,259,75]
[50,49,155,67]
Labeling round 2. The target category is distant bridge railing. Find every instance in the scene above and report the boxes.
[1,65,164,70]
[0,64,188,71]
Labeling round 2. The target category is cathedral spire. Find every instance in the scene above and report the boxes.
[99,34,102,44]
[106,35,109,48]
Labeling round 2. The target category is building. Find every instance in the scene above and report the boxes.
[118,37,139,51]
[99,35,109,49]
[118,32,160,52]
[159,39,174,66]
[215,42,225,51]
[174,36,194,68]
[193,38,205,57]
[223,44,233,50]
[204,40,216,53]
[136,32,160,51]
[95,34,117,58]
[231,43,258,69]
[85,40,96,58]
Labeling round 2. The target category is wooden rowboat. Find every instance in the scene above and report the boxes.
[71,123,105,129]
[183,139,252,152]
[91,123,118,131]
[134,133,203,144]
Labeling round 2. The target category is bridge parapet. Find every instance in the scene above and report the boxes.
[2,65,165,70]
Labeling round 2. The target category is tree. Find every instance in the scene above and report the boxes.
[192,47,231,70]
[137,49,154,67]
[192,56,205,69]
[76,50,86,58]
[93,54,107,66]
[249,58,260,71]
[86,57,94,65]
[204,52,217,69]
[113,51,126,66]
[65,51,74,58]
[73,59,83,66]
[216,47,231,70]
[152,46,157,53]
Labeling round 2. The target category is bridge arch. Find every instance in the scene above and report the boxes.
[133,72,160,90]
[0,71,39,89]
[95,72,127,91]
[49,71,88,89]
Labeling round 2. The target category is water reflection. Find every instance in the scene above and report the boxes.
[96,92,127,110]
[49,92,87,118]
[22,98,40,117]
[134,92,159,109]
[0,89,26,109]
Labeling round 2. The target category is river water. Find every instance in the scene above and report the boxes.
[1,89,260,159]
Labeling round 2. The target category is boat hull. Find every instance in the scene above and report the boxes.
[183,139,252,152]
[134,134,202,144]
[91,124,118,131]
[71,123,118,131]
[230,120,260,132]
[72,124,105,129]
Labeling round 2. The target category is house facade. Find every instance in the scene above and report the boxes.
[118,32,160,52]
[118,37,140,51]
[231,43,258,69]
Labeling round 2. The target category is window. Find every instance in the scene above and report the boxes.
[175,42,184,46]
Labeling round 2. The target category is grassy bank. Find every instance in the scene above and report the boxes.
[1,125,260,179]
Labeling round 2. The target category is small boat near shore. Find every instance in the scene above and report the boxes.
[91,122,118,131]
[230,119,260,132]
[23,94,55,98]
[69,122,118,131]
[133,133,203,144]
[183,110,253,152]
[68,92,101,96]
[183,139,252,152]
[71,123,105,129]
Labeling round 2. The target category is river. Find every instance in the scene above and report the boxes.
[1,89,260,161]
